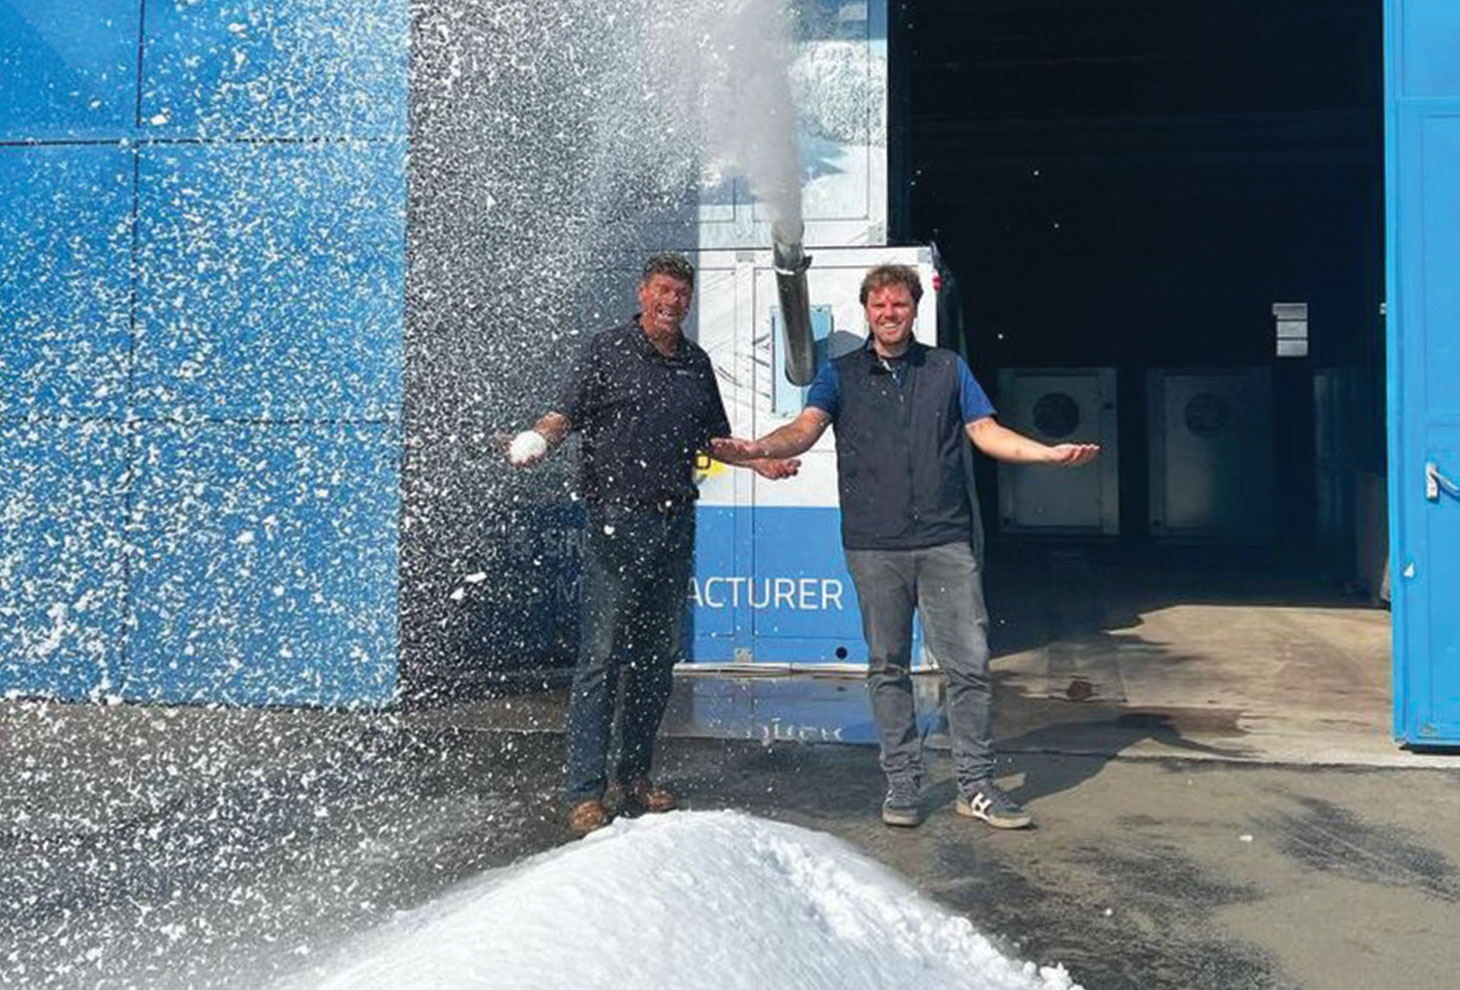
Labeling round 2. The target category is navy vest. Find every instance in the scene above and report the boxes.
[832,341,983,553]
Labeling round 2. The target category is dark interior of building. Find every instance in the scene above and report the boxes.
[893,0,1386,583]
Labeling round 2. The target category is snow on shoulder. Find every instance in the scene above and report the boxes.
[297,810,1082,990]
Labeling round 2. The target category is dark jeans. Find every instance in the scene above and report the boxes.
[844,540,994,795]
[565,503,695,802]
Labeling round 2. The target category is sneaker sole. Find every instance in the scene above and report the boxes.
[956,798,1032,830]
[881,807,922,827]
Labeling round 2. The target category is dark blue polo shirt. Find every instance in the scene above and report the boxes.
[556,318,731,508]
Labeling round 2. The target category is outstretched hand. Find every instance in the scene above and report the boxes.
[709,436,800,480]
[708,436,765,462]
[751,458,801,480]
[1047,443,1101,467]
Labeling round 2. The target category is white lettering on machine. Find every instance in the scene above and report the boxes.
[689,577,845,610]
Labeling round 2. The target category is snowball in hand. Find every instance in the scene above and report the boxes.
[509,430,548,466]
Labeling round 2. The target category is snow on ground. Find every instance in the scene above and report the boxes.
[283,810,1081,990]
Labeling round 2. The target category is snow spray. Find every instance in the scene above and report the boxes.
[641,0,805,239]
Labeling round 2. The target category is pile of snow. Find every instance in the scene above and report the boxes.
[289,811,1081,990]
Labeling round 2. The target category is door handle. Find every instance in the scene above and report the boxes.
[1426,460,1460,501]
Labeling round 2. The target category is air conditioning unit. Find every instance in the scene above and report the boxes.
[1147,368,1274,541]
[996,368,1119,534]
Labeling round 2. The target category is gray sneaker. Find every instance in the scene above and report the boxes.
[957,781,1033,829]
[882,776,923,827]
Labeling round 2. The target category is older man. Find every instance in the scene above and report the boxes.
[713,264,1098,830]
[511,252,797,835]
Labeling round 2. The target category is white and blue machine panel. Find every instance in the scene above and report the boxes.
[688,246,938,666]
[771,306,833,416]
[675,0,889,252]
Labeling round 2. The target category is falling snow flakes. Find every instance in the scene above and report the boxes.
[790,41,885,144]
[32,603,72,658]
[132,143,404,422]
[1,148,133,420]
[113,424,399,705]
[141,0,407,139]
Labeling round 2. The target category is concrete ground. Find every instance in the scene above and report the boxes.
[5,545,1460,988]
[453,543,1453,768]
[4,702,1460,990]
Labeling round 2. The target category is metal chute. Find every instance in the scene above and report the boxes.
[772,220,815,386]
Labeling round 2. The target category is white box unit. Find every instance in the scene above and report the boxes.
[687,244,939,665]
[1148,368,1274,540]
[995,368,1120,534]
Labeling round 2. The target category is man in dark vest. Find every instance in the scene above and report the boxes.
[510,252,799,836]
[713,263,1098,829]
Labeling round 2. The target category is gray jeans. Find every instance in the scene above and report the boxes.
[844,540,993,793]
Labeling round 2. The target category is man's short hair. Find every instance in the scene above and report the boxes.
[859,264,923,306]
[642,252,696,288]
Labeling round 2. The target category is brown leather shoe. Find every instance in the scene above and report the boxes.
[621,777,677,814]
[568,799,611,836]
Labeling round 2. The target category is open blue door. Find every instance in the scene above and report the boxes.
[1387,2,1460,745]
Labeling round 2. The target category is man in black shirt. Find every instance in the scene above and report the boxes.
[510,252,798,835]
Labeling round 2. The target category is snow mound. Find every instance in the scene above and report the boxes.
[298,810,1081,990]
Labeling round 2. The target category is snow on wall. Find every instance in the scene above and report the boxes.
[1,0,887,702]
[0,1,408,705]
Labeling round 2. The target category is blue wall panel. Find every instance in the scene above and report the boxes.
[132,142,405,421]
[0,144,134,420]
[0,1,139,141]
[3,0,409,708]
[140,0,408,139]
[1397,2,1460,98]
[1387,0,1460,745]
[0,421,129,700]
[124,422,400,706]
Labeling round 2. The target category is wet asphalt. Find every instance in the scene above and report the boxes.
[3,699,1459,990]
